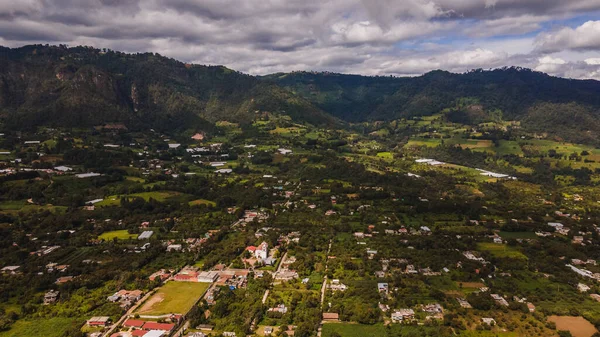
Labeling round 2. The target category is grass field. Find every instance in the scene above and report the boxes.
[404,138,441,148]
[0,200,67,214]
[0,317,81,337]
[136,281,209,315]
[322,323,441,337]
[376,152,394,159]
[477,242,528,260]
[96,191,186,207]
[188,199,216,207]
[98,230,137,241]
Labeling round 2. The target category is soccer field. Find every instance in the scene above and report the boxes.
[137,281,209,316]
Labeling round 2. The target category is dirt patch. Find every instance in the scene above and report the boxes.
[137,293,165,314]
[548,316,598,337]
[456,282,485,288]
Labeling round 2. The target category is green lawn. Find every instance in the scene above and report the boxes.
[376,152,394,159]
[189,199,216,207]
[0,317,81,337]
[96,191,186,207]
[98,230,137,241]
[136,281,210,315]
[477,242,528,260]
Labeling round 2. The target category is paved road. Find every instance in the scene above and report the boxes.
[317,239,333,337]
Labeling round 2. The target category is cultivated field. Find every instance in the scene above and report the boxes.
[548,316,598,337]
[98,230,137,241]
[136,281,209,316]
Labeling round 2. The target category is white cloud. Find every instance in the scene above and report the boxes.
[585,58,600,65]
[535,20,600,53]
[0,0,600,80]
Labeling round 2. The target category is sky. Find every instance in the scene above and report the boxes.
[1,0,600,79]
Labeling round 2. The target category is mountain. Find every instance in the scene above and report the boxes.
[0,45,337,131]
[264,69,600,122]
[3,44,600,140]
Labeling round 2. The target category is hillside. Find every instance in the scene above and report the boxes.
[264,68,600,121]
[0,45,336,131]
[3,45,600,144]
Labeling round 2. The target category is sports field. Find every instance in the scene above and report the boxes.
[136,281,209,315]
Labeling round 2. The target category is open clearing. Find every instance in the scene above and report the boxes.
[98,230,137,241]
[548,316,598,337]
[0,317,79,337]
[96,191,186,207]
[189,199,216,207]
[136,281,209,316]
[477,242,528,260]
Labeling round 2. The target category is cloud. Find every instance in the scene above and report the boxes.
[0,0,599,80]
[535,20,600,53]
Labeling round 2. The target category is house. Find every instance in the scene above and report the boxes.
[481,318,496,326]
[421,303,443,314]
[55,276,74,284]
[142,322,175,332]
[198,271,219,283]
[322,313,340,321]
[275,270,298,281]
[1,266,20,275]
[54,166,72,172]
[86,316,111,327]
[187,332,207,337]
[490,294,509,306]
[223,332,236,337]
[166,244,183,252]
[149,269,171,282]
[527,302,536,312]
[264,326,274,335]
[143,331,166,337]
[328,280,348,291]
[391,309,415,322]
[590,294,600,302]
[124,319,146,328]
[138,231,154,240]
[44,290,59,304]
[457,298,472,308]
[215,169,233,174]
[377,283,389,294]
[268,304,288,314]
[379,303,390,312]
[578,283,591,292]
[195,324,214,331]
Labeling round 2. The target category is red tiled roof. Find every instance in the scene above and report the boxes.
[246,246,257,252]
[131,330,147,336]
[123,319,145,328]
[142,322,175,331]
[174,274,195,281]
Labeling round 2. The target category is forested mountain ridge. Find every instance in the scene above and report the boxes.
[0,45,337,131]
[2,44,600,141]
[264,68,600,122]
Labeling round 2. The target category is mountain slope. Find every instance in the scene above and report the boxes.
[264,68,600,122]
[0,45,337,131]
